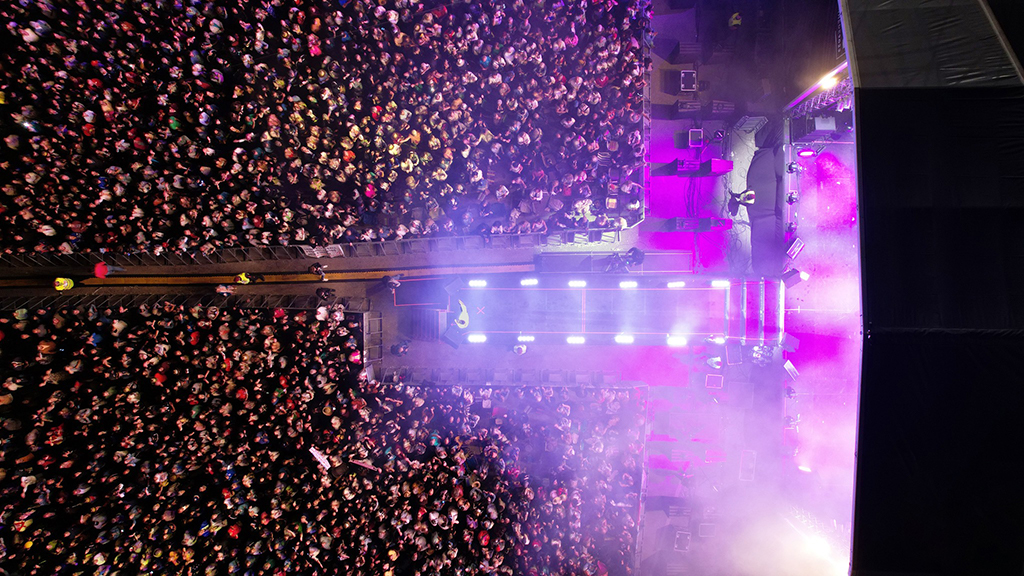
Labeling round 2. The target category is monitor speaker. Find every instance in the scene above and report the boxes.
[781,333,800,352]
[441,324,462,349]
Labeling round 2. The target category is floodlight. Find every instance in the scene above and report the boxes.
[666,281,687,288]
[520,278,539,286]
[619,280,638,289]
[468,279,487,288]
[466,334,487,343]
[614,334,635,344]
[517,335,535,343]
[566,336,586,344]
[568,280,587,288]
[667,335,688,347]
[711,280,731,288]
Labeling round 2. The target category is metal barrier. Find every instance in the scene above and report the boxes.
[0,229,623,270]
[361,311,384,378]
[381,367,630,388]
[301,228,622,260]
[642,20,653,220]
[0,292,370,313]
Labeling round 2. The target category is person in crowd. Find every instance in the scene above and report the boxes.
[383,275,402,294]
[93,262,127,279]
[234,272,265,284]
[391,339,411,356]
[309,263,328,282]
[0,0,650,257]
[0,303,643,576]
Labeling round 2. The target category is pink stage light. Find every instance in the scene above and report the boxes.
[797,148,818,158]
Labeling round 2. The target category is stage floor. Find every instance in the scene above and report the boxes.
[454,278,728,345]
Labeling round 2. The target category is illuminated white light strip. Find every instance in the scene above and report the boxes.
[614,334,635,344]
[520,278,539,286]
[666,281,687,288]
[711,280,731,288]
[667,335,688,347]
[568,280,587,288]
[467,334,487,343]
[566,336,586,344]
[468,279,487,287]
[619,281,638,289]
[517,335,536,342]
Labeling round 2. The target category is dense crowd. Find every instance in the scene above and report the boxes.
[0,0,650,257]
[0,303,643,575]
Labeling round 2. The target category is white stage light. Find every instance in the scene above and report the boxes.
[711,280,731,288]
[568,280,587,288]
[466,334,487,343]
[713,336,726,345]
[468,279,487,287]
[614,334,635,344]
[667,335,688,347]
[520,278,539,286]
[619,281,638,289]
[517,335,535,342]
[566,336,586,344]
[799,271,811,281]
[798,465,812,473]
[666,281,687,288]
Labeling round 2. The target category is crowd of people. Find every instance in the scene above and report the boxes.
[1,0,650,257]
[0,303,643,575]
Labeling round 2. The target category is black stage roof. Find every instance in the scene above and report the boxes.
[848,1,1024,574]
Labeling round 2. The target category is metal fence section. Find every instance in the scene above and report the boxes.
[0,292,370,313]
[642,20,653,219]
[301,228,622,259]
[361,311,384,378]
[381,367,630,388]
[0,229,622,269]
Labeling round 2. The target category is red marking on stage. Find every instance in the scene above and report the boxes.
[470,287,717,292]
[472,330,712,335]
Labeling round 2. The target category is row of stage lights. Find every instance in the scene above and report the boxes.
[465,333,691,346]
[463,277,728,346]
[465,279,735,289]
